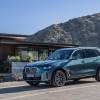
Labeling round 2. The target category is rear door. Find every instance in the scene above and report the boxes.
[83,49,99,76]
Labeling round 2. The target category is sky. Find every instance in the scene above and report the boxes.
[0,0,100,35]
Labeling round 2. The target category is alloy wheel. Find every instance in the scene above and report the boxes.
[54,70,66,87]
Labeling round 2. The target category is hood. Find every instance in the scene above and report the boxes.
[26,60,69,68]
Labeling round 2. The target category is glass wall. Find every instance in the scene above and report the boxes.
[38,49,48,60]
[28,48,39,61]
[15,47,56,62]
[15,47,28,61]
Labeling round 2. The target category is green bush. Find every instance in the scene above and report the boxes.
[8,56,21,62]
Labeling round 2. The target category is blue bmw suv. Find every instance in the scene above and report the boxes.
[23,47,100,87]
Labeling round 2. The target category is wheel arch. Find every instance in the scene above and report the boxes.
[96,66,100,74]
[51,68,68,80]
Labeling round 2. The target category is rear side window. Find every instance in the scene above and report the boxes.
[84,49,97,58]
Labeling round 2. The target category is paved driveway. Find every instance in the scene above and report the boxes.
[0,78,100,100]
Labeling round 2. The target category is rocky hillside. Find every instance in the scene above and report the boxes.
[28,13,100,47]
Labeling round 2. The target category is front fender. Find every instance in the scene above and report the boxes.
[49,67,69,81]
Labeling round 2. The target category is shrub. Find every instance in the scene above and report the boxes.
[8,56,21,62]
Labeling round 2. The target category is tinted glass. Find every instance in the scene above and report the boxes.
[72,50,85,59]
[94,49,100,56]
[47,49,73,60]
[84,49,97,58]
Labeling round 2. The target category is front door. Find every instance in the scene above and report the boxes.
[66,49,86,79]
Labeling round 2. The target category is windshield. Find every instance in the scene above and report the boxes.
[47,49,73,60]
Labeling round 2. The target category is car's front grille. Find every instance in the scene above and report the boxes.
[25,67,37,73]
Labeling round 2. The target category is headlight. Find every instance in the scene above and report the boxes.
[43,66,52,70]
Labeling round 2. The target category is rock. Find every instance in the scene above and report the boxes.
[28,13,100,47]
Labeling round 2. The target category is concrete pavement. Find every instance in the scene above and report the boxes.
[0,78,100,100]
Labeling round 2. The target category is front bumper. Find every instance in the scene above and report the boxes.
[23,68,51,82]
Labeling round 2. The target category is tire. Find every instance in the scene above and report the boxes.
[95,68,100,82]
[51,70,67,87]
[26,81,40,86]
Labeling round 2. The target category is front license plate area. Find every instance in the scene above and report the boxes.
[27,74,34,77]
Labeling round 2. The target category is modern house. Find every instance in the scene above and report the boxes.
[0,33,78,74]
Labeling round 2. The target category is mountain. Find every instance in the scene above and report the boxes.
[28,13,100,47]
